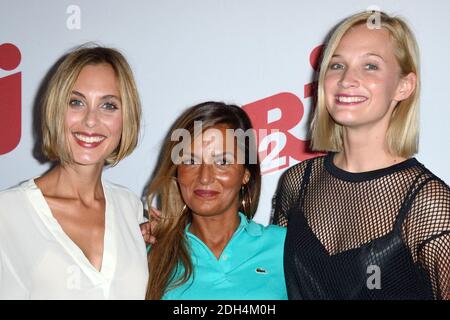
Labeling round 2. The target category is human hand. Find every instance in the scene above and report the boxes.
[140,207,161,245]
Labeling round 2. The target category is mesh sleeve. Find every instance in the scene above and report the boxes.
[271,162,306,227]
[405,178,450,300]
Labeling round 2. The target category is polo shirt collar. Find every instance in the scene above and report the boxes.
[185,212,263,238]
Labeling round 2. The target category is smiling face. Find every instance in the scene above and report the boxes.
[324,24,414,131]
[65,63,123,166]
[176,125,250,218]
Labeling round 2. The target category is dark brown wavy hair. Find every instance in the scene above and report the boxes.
[145,101,261,299]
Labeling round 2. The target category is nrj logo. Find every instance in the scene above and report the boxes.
[0,43,22,155]
[243,45,324,175]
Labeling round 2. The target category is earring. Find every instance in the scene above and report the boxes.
[241,184,252,217]
[241,185,246,208]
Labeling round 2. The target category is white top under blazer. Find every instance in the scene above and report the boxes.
[0,178,149,299]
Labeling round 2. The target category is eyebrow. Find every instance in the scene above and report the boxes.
[71,90,121,101]
[184,152,201,159]
[212,152,235,158]
[331,53,385,61]
[184,151,235,159]
[364,53,385,61]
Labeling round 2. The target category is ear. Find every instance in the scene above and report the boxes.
[242,169,251,185]
[394,72,416,102]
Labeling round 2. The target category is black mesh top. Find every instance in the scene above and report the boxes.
[272,153,450,300]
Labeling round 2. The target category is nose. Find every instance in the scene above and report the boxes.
[83,106,98,128]
[338,68,359,89]
[198,164,214,185]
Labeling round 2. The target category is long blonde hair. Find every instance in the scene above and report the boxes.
[146,101,261,300]
[311,11,420,157]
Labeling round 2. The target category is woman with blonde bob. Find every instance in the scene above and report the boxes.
[0,45,148,299]
[273,11,449,299]
[146,101,287,300]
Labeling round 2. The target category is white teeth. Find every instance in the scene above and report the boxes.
[337,96,367,103]
[74,133,105,143]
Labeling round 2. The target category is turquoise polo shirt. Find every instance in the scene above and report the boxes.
[162,212,287,300]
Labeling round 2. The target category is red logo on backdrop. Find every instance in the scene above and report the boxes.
[243,45,325,175]
[0,43,324,168]
[0,43,22,155]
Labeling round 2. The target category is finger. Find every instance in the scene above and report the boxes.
[150,219,158,234]
[144,235,156,246]
[140,222,150,235]
[150,207,162,220]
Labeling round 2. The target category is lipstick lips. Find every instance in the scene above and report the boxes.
[194,189,220,198]
[73,132,106,148]
[335,94,368,106]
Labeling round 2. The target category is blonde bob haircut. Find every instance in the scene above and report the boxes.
[41,44,141,166]
[311,11,420,158]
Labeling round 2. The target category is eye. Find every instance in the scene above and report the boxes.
[102,102,119,111]
[365,63,378,70]
[69,99,84,107]
[181,157,200,165]
[329,63,344,70]
[215,157,233,166]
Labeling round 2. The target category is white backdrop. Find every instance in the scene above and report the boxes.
[1,0,449,225]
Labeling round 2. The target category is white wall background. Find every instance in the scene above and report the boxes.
[1,0,449,225]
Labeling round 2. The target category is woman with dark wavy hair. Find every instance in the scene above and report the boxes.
[146,101,287,300]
